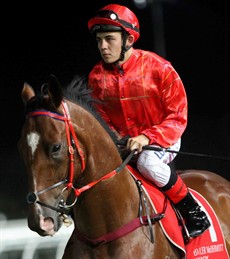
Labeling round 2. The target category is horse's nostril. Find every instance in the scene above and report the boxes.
[27,192,38,204]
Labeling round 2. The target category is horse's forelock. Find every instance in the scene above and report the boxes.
[25,92,44,113]
[25,91,60,114]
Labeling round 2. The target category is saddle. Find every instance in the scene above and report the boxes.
[127,165,229,259]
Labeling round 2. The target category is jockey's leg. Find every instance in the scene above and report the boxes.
[137,139,210,238]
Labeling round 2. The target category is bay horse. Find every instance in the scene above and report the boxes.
[18,75,230,258]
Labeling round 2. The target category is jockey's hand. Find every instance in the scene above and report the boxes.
[126,134,150,153]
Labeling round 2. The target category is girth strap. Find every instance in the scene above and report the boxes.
[75,175,167,247]
[75,213,161,248]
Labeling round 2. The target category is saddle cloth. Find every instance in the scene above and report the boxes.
[127,165,229,259]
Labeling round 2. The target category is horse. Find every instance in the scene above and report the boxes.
[18,75,230,258]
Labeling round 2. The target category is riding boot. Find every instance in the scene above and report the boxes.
[174,192,211,237]
[161,172,210,238]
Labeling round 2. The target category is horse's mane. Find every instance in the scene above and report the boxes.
[63,74,95,113]
[63,74,118,144]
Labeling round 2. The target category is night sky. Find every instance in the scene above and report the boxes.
[1,1,229,219]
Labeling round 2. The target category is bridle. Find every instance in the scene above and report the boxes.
[26,101,85,215]
[26,100,134,216]
[25,100,166,244]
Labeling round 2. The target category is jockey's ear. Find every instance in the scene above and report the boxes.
[126,35,135,49]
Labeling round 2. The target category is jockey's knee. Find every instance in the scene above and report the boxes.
[137,152,171,187]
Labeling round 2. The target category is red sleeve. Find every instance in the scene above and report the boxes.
[141,64,188,147]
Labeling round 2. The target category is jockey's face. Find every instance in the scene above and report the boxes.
[96,31,123,64]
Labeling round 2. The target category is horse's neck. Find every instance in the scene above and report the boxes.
[68,102,140,236]
[69,101,122,180]
[73,168,140,237]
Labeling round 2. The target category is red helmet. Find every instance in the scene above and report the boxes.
[88,4,140,42]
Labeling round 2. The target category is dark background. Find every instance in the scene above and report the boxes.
[1,0,229,219]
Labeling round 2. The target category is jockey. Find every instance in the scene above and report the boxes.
[87,4,210,238]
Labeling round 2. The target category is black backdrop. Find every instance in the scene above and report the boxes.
[1,1,229,219]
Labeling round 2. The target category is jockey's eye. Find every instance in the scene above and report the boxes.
[52,144,61,154]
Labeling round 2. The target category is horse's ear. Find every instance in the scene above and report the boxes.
[46,74,63,108]
[21,82,35,106]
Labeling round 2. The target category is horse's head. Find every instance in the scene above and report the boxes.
[18,75,85,236]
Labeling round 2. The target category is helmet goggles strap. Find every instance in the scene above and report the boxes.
[95,10,140,33]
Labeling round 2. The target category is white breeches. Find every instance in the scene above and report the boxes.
[137,139,181,188]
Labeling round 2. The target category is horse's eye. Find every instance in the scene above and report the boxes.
[52,144,61,153]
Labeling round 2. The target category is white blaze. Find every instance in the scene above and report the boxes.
[27,132,40,158]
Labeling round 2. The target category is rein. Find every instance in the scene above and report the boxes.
[117,135,230,162]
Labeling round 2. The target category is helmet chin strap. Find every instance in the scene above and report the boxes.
[114,31,132,65]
